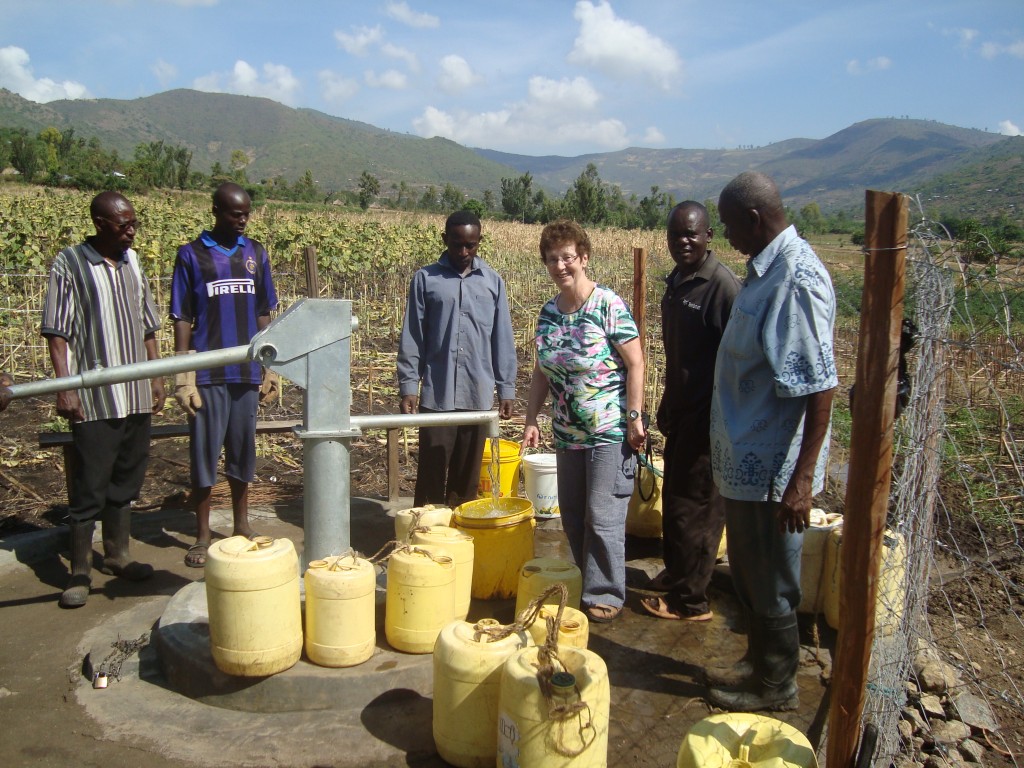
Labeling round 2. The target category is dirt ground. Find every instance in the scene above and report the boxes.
[2,390,1023,765]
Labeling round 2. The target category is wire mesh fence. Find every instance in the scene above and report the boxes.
[858,203,1023,767]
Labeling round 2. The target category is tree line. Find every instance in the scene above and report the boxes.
[4,124,1019,246]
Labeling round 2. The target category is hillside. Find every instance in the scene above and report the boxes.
[478,119,1010,213]
[0,88,517,196]
[1,88,1020,219]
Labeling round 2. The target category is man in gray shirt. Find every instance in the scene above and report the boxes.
[398,210,517,507]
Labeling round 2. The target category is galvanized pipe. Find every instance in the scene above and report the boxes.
[351,411,499,438]
[6,299,503,567]
[5,345,250,400]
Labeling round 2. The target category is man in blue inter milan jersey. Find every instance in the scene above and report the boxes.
[170,182,279,568]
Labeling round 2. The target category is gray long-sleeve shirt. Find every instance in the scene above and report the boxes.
[397,252,517,410]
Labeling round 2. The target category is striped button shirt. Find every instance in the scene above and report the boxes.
[41,240,161,422]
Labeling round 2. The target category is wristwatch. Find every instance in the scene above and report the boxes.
[627,409,641,422]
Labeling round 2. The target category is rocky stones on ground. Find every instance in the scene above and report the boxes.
[958,738,987,764]
[914,639,966,693]
[929,719,972,746]
[920,693,946,719]
[948,691,1000,733]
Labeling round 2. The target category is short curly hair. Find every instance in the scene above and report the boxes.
[538,219,591,264]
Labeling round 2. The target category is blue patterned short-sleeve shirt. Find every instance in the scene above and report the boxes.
[710,226,838,502]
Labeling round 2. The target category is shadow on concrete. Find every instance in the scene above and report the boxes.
[359,688,441,766]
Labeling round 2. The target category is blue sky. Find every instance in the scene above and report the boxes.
[0,0,1021,156]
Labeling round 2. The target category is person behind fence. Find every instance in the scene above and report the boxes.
[41,191,165,609]
[520,219,646,625]
[0,372,12,411]
[706,171,837,711]
[641,201,741,622]
[397,210,517,508]
[170,182,279,569]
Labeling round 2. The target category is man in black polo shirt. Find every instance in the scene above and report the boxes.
[641,201,741,621]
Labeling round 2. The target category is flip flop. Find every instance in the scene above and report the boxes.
[640,596,713,622]
[645,568,671,591]
[585,604,622,624]
[184,541,209,568]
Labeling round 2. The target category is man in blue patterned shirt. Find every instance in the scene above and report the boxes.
[707,172,837,711]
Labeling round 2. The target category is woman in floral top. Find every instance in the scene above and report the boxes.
[521,220,646,623]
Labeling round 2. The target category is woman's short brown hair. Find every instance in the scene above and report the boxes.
[539,219,591,264]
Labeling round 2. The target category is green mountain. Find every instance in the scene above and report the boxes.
[478,119,1011,214]
[1,88,1019,221]
[0,88,516,195]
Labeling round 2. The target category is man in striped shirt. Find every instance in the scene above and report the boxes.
[170,182,278,568]
[41,191,165,609]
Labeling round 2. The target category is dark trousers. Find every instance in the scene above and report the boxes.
[68,414,151,523]
[660,429,725,615]
[413,408,487,508]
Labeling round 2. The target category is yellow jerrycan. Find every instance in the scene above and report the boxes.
[625,456,663,538]
[411,525,474,621]
[385,544,456,654]
[432,618,533,767]
[303,554,376,668]
[478,438,522,499]
[498,646,610,767]
[453,498,535,600]
[823,524,907,635]
[677,713,818,768]
[514,557,583,616]
[205,535,302,677]
[796,510,843,614]
[527,605,590,650]
[394,504,453,543]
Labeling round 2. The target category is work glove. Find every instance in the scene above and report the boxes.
[259,369,280,407]
[174,350,203,417]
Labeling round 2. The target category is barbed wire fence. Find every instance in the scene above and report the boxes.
[857,200,1023,767]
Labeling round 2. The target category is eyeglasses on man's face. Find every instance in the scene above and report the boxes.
[101,217,141,232]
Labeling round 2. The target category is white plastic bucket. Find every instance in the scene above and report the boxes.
[522,453,559,518]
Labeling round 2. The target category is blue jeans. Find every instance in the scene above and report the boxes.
[723,498,803,619]
[556,442,636,609]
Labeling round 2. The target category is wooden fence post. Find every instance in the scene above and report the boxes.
[826,190,907,767]
[632,247,647,345]
[304,245,319,298]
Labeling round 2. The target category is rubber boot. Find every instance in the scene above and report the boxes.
[98,506,153,581]
[59,520,95,608]
[704,618,761,687]
[707,612,800,712]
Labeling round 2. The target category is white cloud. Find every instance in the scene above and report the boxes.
[567,1,682,90]
[0,46,90,102]
[947,27,979,50]
[998,120,1022,137]
[152,59,177,87]
[193,60,301,104]
[386,1,439,29]
[437,54,481,94]
[365,69,408,89]
[382,43,419,72]
[846,56,892,75]
[334,25,383,56]
[526,75,600,111]
[981,39,1024,60]
[412,74,630,151]
[642,126,665,145]
[318,70,359,104]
